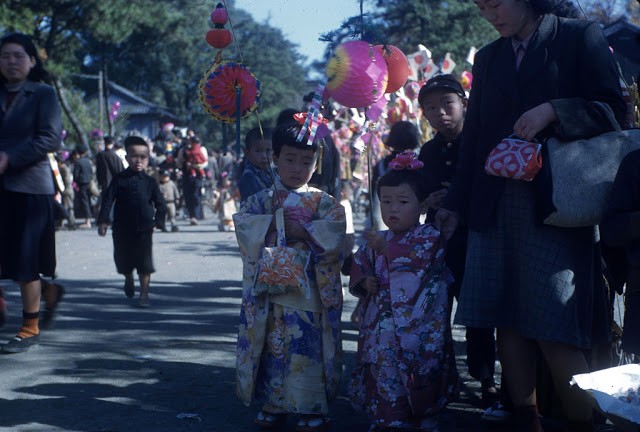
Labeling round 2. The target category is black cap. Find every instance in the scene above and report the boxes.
[418,74,465,106]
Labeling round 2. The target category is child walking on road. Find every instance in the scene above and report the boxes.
[97,136,166,307]
[233,119,346,432]
[349,151,458,432]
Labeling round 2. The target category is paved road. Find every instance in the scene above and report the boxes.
[0,213,498,432]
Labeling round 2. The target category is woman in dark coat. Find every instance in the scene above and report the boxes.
[0,33,63,353]
[434,1,626,430]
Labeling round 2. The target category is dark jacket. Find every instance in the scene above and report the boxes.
[73,156,93,186]
[97,168,167,232]
[0,81,62,194]
[238,161,274,203]
[445,14,626,231]
[95,148,124,191]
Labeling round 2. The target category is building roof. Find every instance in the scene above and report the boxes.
[107,81,179,121]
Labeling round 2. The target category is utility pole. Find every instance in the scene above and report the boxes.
[98,70,104,135]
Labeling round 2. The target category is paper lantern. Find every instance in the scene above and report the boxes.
[374,45,411,94]
[325,40,388,109]
[210,3,229,25]
[199,60,261,123]
[206,29,232,49]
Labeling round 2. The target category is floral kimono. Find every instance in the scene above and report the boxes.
[233,180,345,414]
[349,223,458,428]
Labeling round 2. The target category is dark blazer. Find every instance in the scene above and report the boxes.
[0,81,62,194]
[445,14,626,231]
[97,168,167,233]
[95,148,124,191]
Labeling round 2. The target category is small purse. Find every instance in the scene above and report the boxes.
[253,208,311,298]
[484,135,542,181]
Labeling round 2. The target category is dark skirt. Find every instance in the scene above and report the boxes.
[0,190,56,281]
[112,229,155,275]
[455,180,608,349]
[74,183,92,218]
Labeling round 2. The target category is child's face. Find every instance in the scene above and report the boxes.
[246,139,272,171]
[273,145,318,189]
[160,175,169,183]
[421,90,467,140]
[379,183,425,233]
[125,144,150,172]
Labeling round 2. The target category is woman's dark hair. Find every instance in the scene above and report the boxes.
[530,0,581,19]
[386,121,419,151]
[0,32,51,84]
[377,169,429,203]
[245,126,273,150]
[272,121,319,157]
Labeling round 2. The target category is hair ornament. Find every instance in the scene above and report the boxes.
[388,150,424,171]
[293,112,329,127]
[295,82,325,145]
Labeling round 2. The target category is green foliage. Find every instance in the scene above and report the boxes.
[369,0,497,74]
[1,0,310,149]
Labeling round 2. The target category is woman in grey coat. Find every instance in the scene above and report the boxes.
[434,0,626,430]
[0,33,64,354]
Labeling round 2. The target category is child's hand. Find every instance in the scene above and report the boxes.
[284,217,310,241]
[426,188,448,210]
[98,223,108,236]
[364,231,387,256]
[364,276,379,294]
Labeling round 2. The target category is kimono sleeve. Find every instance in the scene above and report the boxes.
[233,191,273,262]
[303,193,346,261]
[349,243,375,299]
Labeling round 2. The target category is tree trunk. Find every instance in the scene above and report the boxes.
[52,77,88,148]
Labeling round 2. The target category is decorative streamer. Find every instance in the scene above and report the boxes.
[296,82,326,145]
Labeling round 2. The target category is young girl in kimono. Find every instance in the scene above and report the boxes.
[349,150,458,432]
[233,119,346,432]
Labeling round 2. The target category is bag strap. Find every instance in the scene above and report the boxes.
[274,208,286,247]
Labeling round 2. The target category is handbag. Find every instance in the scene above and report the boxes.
[253,208,311,298]
[484,135,542,181]
[543,104,640,227]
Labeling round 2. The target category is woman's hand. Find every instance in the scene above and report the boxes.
[434,208,459,241]
[364,231,387,256]
[0,152,8,175]
[364,276,379,294]
[426,188,448,210]
[98,223,108,237]
[513,102,558,141]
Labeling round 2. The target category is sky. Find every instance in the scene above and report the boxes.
[236,0,363,65]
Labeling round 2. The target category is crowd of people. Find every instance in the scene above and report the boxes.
[1,0,639,430]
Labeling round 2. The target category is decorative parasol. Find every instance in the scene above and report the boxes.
[198,60,260,124]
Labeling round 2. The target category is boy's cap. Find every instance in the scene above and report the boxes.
[159,170,170,177]
[418,74,465,105]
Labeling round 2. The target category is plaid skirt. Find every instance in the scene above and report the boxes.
[454,180,608,349]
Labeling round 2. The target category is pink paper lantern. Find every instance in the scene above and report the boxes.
[325,40,388,109]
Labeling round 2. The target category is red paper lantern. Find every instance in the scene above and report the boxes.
[325,40,388,109]
[374,45,411,94]
[206,28,232,49]
[211,3,229,25]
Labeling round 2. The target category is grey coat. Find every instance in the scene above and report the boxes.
[445,14,626,231]
[0,81,62,194]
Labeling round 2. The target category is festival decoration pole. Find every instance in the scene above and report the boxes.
[236,87,242,155]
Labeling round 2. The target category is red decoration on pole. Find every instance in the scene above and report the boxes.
[206,29,232,49]
[210,3,229,25]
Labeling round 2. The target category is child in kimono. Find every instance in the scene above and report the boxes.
[349,150,458,432]
[233,119,346,432]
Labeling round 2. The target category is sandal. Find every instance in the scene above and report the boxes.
[254,411,286,429]
[296,415,329,432]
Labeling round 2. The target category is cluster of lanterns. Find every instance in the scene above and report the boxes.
[325,41,411,110]
[206,3,232,50]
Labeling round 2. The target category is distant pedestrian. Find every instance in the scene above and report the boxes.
[349,151,458,431]
[158,169,180,232]
[95,135,124,192]
[97,136,166,308]
[176,135,208,225]
[233,120,346,431]
[72,144,94,228]
[238,126,274,203]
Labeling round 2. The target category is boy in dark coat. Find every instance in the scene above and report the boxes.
[97,136,166,307]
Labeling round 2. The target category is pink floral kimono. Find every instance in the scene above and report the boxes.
[233,181,345,415]
[349,223,458,428]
